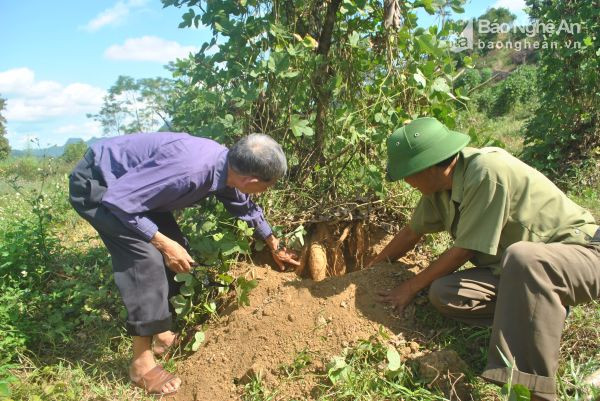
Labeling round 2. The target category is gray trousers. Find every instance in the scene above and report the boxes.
[429,240,600,400]
[69,151,185,336]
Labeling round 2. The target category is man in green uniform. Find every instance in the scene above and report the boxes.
[369,117,600,401]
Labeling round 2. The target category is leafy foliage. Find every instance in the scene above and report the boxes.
[469,65,538,119]
[523,0,600,182]
[0,95,10,160]
[163,0,469,210]
[88,75,175,135]
[61,141,88,163]
[169,200,259,331]
[0,164,119,365]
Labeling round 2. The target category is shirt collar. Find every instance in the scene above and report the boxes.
[450,149,466,204]
[211,149,230,192]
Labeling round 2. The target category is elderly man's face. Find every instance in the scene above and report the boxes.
[403,167,442,196]
[237,178,277,194]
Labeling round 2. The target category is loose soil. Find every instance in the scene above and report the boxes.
[173,242,470,401]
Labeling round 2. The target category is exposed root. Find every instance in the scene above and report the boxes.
[299,220,373,281]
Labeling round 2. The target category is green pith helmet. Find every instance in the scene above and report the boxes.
[386,117,470,181]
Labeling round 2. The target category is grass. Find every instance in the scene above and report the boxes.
[3,104,599,401]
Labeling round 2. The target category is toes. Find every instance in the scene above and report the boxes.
[162,377,181,393]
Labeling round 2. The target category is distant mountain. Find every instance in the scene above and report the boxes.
[11,137,103,158]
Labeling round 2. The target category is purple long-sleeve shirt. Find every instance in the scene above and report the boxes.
[89,132,273,241]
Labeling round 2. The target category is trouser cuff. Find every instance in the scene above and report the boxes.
[126,315,172,336]
[481,367,556,400]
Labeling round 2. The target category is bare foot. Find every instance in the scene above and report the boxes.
[153,330,178,356]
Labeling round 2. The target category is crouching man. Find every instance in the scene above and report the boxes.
[369,117,600,401]
[69,132,299,396]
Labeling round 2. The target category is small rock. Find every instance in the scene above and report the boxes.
[287,314,295,322]
[316,316,327,326]
[340,300,348,308]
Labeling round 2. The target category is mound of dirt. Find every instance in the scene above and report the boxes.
[173,258,431,401]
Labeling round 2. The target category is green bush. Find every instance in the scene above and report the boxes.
[455,69,482,92]
[0,178,118,363]
[492,65,538,116]
[61,141,88,163]
[480,67,493,83]
[523,0,600,182]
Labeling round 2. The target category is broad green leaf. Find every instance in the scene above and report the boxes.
[416,34,445,58]
[290,115,314,137]
[327,356,350,384]
[180,286,194,297]
[174,273,193,286]
[431,77,450,93]
[413,71,427,88]
[386,346,401,371]
[191,331,205,351]
[414,0,436,14]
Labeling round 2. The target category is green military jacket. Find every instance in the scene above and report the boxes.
[410,147,599,273]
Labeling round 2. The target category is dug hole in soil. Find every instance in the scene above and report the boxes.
[174,221,471,401]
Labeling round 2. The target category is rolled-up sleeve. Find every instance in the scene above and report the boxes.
[214,187,273,240]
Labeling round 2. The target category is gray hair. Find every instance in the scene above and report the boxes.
[228,133,287,182]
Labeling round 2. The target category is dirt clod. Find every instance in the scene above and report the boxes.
[417,349,471,401]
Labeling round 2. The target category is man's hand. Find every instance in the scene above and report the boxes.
[377,279,419,315]
[265,235,301,271]
[151,231,195,273]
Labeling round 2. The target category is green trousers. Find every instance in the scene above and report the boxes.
[428,241,600,401]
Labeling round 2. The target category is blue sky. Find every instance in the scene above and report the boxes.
[0,0,527,150]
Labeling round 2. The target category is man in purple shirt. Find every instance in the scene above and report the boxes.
[69,132,298,395]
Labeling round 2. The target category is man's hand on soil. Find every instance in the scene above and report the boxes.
[271,247,300,271]
[265,235,300,271]
[377,280,419,315]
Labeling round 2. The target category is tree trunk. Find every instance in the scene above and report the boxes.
[310,0,342,169]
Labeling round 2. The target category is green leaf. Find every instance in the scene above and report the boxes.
[236,277,259,306]
[386,346,401,371]
[170,295,187,314]
[327,356,350,384]
[349,31,360,47]
[415,34,445,58]
[413,71,427,88]
[502,383,531,401]
[431,77,450,93]
[583,36,593,47]
[191,331,205,351]
[290,115,314,137]
[180,286,194,297]
[414,0,435,14]
[174,273,194,286]
[0,382,10,397]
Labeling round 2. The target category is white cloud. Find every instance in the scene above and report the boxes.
[0,68,105,123]
[493,0,526,12]
[55,121,103,140]
[104,36,198,62]
[82,0,148,32]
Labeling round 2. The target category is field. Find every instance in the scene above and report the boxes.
[1,1,600,400]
